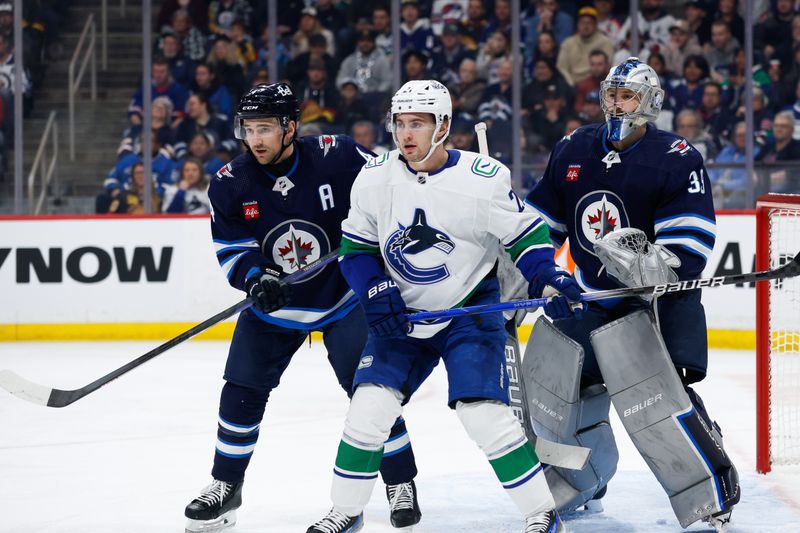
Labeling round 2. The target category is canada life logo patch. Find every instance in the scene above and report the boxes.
[566,164,581,182]
[243,200,260,220]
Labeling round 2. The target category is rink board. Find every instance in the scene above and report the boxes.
[0,213,760,347]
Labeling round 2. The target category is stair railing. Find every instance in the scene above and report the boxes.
[68,13,97,161]
[27,111,58,215]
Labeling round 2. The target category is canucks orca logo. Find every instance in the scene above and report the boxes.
[262,219,331,283]
[574,191,631,256]
[384,208,454,284]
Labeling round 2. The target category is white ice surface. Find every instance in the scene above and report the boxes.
[1,342,798,533]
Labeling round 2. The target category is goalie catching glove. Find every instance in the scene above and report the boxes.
[245,265,292,313]
[528,267,586,321]
[593,228,681,300]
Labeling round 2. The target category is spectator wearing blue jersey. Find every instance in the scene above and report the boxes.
[103,130,176,193]
[128,56,189,127]
[524,0,574,65]
[668,54,709,115]
[173,92,231,158]
[96,162,163,214]
[400,0,435,55]
[709,121,759,208]
[162,157,211,214]
[190,62,234,122]
[159,30,195,87]
[181,132,225,178]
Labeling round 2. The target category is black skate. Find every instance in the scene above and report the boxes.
[386,480,422,528]
[184,479,243,533]
[702,509,733,532]
[306,508,364,533]
[525,509,565,533]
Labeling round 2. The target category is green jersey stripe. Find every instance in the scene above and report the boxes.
[341,236,380,256]
[506,224,552,261]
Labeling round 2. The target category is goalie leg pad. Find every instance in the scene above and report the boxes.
[590,310,731,527]
[332,384,404,517]
[456,399,555,516]
[522,317,618,512]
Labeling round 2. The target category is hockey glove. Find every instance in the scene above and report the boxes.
[245,265,292,314]
[528,266,586,321]
[363,277,410,339]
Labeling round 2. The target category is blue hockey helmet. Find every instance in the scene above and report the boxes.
[234,82,300,140]
[600,57,664,142]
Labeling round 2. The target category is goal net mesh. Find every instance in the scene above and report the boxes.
[767,205,800,466]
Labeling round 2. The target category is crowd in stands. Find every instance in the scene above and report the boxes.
[0,0,67,181]
[99,0,800,214]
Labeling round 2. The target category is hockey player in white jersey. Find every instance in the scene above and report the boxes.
[306,80,585,533]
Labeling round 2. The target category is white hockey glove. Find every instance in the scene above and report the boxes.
[593,228,681,300]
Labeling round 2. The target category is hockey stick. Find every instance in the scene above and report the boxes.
[408,251,800,323]
[0,249,340,408]
[475,122,590,470]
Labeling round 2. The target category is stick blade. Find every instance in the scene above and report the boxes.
[0,369,54,406]
[534,437,591,470]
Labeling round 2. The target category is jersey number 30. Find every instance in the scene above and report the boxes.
[687,169,706,194]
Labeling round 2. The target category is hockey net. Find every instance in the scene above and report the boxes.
[756,194,800,473]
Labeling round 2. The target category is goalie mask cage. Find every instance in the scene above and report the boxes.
[756,193,800,473]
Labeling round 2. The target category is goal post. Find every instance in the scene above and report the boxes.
[756,193,800,473]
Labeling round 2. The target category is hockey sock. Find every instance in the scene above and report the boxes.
[211,382,269,483]
[379,417,418,485]
[457,400,556,516]
[331,384,403,516]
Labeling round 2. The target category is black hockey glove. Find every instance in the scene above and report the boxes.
[528,266,586,321]
[246,265,292,314]
[362,277,410,339]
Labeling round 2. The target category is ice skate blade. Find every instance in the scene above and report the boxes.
[185,510,237,533]
[702,510,732,533]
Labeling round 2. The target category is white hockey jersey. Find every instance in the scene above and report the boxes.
[341,149,554,337]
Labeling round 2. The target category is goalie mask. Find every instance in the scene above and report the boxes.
[388,80,452,164]
[600,57,664,142]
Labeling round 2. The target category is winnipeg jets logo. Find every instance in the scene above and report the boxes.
[586,198,618,238]
[667,138,692,155]
[262,220,331,282]
[384,208,454,284]
[574,191,630,256]
[278,226,315,269]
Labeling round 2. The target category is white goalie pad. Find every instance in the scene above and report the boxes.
[590,310,726,527]
[522,317,617,512]
[593,228,680,292]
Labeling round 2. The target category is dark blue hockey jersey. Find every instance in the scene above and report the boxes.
[209,134,373,329]
[525,123,716,292]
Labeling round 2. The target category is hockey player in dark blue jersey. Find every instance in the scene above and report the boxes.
[524,58,739,532]
[183,83,421,533]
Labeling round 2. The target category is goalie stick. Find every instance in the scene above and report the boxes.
[0,249,340,408]
[475,122,590,471]
[408,251,800,322]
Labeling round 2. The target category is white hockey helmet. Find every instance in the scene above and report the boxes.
[388,80,452,163]
[600,57,664,142]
